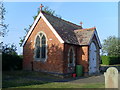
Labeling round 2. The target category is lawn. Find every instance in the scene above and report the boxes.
[16,82,104,88]
[2,71,105,88]
[100,64,120,66]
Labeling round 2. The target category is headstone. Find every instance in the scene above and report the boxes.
[104,67,118,88]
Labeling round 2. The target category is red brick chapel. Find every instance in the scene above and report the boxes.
[22,5,102,76]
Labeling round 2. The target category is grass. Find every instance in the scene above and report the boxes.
[100,64,120,66]
[15,82,104,88]
[3,78,48,88]
[3,70,60,80]
[2,71,105,88]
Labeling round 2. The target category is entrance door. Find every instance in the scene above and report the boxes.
[89,42,97,75]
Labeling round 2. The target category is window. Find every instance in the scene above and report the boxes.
[35,36,40,58]
[34,32,47,61]
[69,49,74,64]
[68,47,75,67]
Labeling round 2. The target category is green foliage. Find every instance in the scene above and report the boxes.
[102,36,120,56]
[33,6,55,20]
[2,54,23,71]
[43,6,55,15]
[20,6,61,46]
[33,6,60,20]
[19,37,25,46]
[101,56,120,65]
[101,56,110,65]
[0,1,8,37]
[109,56,120,65]
[2,44,23,71]
[2,44,17,55]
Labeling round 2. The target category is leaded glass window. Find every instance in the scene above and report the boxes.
[68,47,75,66]
[69,49,73,64]
[35,32,47,61]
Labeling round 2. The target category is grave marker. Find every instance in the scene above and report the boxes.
[104,67,118,88]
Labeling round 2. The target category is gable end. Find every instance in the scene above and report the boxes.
[22,12,64,46]
[89,30,102,48]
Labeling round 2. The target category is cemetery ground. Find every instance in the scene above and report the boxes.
[2,71,106,88]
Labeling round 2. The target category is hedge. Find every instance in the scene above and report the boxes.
[2,53,23,71]
[101,56,120,65]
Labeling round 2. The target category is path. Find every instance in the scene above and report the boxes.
[26,73,120,89]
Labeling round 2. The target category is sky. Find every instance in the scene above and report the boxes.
[3,2,118,54]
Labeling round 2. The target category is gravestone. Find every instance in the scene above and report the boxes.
[104,67,118,88]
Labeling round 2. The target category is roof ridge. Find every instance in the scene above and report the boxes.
[42,11,82,29]
[74,27,96,32]
[62,19,82,28]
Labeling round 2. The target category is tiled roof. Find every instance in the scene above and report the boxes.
[43,12,82,45]
[22,11,100,46]
[74,27,95,45]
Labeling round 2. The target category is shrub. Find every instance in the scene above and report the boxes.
[109,56,120,65]
[101,56,120,65]
[2,44,23,71]
[2,53,23,71]
[101,56,110,65]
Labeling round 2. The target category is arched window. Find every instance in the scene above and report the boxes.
[35,36,40,58]
[34,32,47,61]
[41,35,46,59]
[68,47,75,67]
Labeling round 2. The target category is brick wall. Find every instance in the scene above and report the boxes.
[63,44,89,75]
[63,44,78,74]
[79,46,89,73]
[23,17,100,75]
[23,18,64,73]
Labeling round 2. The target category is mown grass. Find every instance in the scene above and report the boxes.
[100,64,120,66]
[16,83,104,88]
[3,70,60,79]
[3,71,105,88]
[3,78,49,88]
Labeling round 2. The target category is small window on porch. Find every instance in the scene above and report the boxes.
[68,47,75,67]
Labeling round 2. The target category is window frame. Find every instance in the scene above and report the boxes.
[34,31,47,62]
[68,46,75,67]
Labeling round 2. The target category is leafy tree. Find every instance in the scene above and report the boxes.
[2,44,17,55]
[19,6,60,46]
[0,2,22,71]
[0,1,8,37]
[2,44,23,71]
[102,36,120,56]
[33,6,56,20]
[0,1,8,54]
[19,25,31,46]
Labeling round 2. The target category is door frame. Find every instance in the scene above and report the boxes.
[89,42,97,75]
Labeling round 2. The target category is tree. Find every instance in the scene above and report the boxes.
[33,6,56,20]
[0,1,8,37]
[0,1,8,54]
[0,2,22,71]
[2,44,23,71]
[2,44,17,55]
[19,25,31,46]
[19,6,60,46]
[102,36,120,56]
